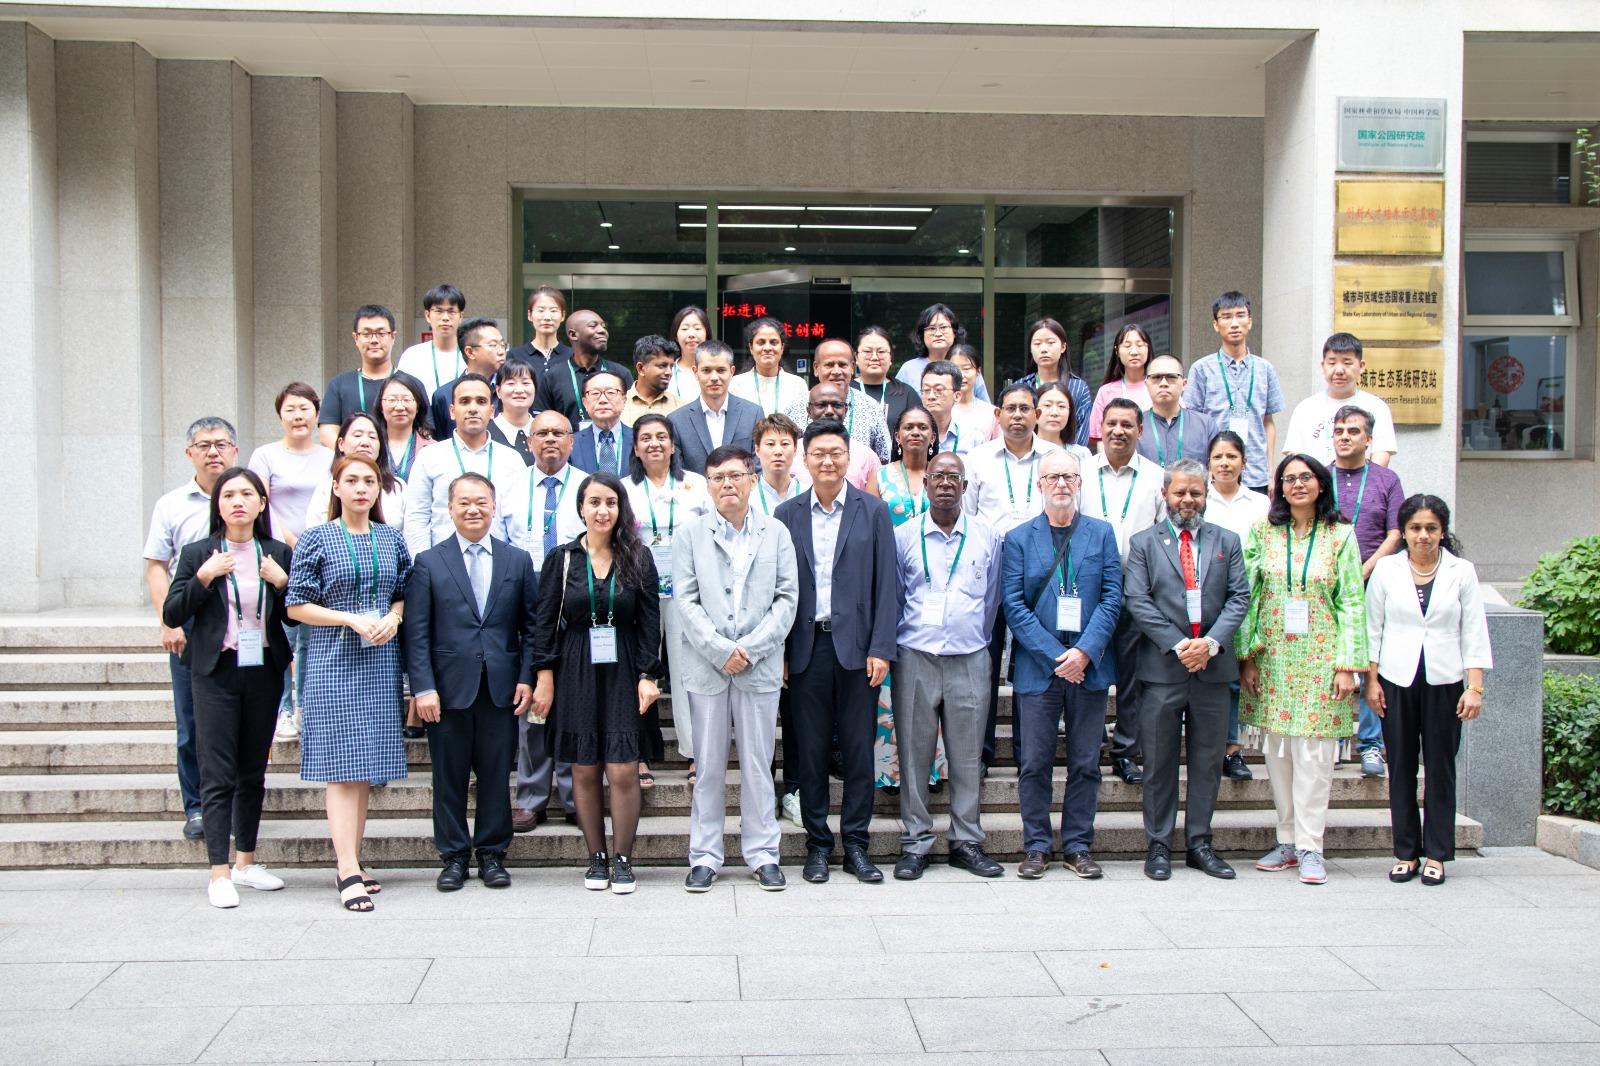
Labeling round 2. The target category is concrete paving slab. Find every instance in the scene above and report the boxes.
[1416,906,1600,946]
[589,914,884,956]
[0,918,310,962]
[750,1056,1102,1066]
[1453,1046,1600,1065]
[738,950,1060,1000]
[874,911,1172,953]
[1479,874,1600,908]
[1037,946,1373,994]
[1231,988,1600,1045]
[567,998,922,1058]
[1104,1048,1471,1065]
[0,1006,234,1066]
[0,888,203,924]
[728,880,1005,917]
[1544,986,1600,1026]
[0,870,102,891]
[1327,944,1600,990]
[285,917,593,960]
[908,992,1271,1051]
[80,958,432,1007]
[414,954,740,1003]
[0,961,118,1009]
[1145,906,1458,947]
[202,1003,574,1062]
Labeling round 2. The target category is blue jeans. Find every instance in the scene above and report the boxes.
[1016,677,1108,855]
[168,651,201,816]
[279,621,310,715]
[1357,692,1384,753]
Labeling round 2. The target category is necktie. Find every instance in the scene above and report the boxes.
[1179,529,1200,638]
[542,476,560,553]
[466,541,489,617]
[598,428,616,474]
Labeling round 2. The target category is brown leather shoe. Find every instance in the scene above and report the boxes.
[512,809,542,833]
[1016,850,1049,879]
[1062,850,1104,879]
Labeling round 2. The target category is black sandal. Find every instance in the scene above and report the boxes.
[1389,860,1420,883]
[337,873,374,911]
[1420,861,1445,886]
[361,871,382,894]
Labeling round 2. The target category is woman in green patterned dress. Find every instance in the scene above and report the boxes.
[1236,454,1367,886]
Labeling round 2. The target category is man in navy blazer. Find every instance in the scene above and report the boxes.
[774,419,899,885]
[1002,449,1122,881]
[668,340,761,474]
[568,370,634,477]
[403,473,539,892]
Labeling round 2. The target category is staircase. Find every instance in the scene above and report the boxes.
[0,610,1483,868]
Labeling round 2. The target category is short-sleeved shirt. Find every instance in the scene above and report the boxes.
[1331,461,1404,562]
[396,341,465,401]
[143,480,213,575]
[1136,406,1218,467]
[1088,378,1152,441]
[1181,351,1286,488]
[534,354,636,430]
[319,369,425,431]
[1281,389,1400,467]
[247,441,336,542]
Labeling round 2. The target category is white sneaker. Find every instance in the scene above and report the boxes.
[207,877,240,909]
[781,790,802,828]
[232,863,285,891]
[274,712,300,741]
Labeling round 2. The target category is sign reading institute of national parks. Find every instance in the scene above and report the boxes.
[1332,265,1445,341]
[1337,97,1447,173]
[1335,180,1446,256]
[1359,346,1445,424]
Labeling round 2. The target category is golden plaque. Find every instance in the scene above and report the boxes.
[1332,265,1444,341]
[1335,180,1445,255]
[1359,347,1444,424]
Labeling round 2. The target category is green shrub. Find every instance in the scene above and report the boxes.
[1543,671,1600,822]
[1520,535,1600,655]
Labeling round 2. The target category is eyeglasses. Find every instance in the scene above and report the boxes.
[584,387,624,398]
[707,471,752,486]
[468,340,509,352]
[1281,473,1318,486]
[858,347,892,358]
[355,330,395,341]
[923,323,953,334]
[999,404,1035,415]
[188,439,236,454]
[1039,473,1080,485]
[925,472,963,486]
[921,384,952,398]
[1148,373,1182,384]
[381,394,415,407]
[532,428,571,439]
[428,309,462,319]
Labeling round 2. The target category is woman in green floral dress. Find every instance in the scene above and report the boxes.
[1236,454,1367,886]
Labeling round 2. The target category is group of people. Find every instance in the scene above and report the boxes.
[142,283,1493,909]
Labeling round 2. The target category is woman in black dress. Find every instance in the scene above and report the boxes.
[531,471,662,895]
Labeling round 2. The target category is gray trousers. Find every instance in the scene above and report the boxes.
[687,686,781,871]
[516,715,574,816]
[1109,605,1143,760]
[1140,676,1230,848]
[662,598,694,760]
[892,646,989,854]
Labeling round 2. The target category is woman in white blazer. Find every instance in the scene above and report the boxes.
[1365,494,1492,886]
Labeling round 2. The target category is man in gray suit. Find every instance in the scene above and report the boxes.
[1122,458,1250,882]
[673,444,800,892]
[667,339,762,474]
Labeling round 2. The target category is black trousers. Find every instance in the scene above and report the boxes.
[775,685,798,798]
[427,674,517,861]
[788,628,876,851]
[1380,675,1464,862]
[1109,606,1143,761]
[191,651,283,867]
[984,609,1009,765]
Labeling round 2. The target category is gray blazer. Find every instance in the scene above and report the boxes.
[668,395,762,475]
[671,507,799,695]
[1123,520,1250,685]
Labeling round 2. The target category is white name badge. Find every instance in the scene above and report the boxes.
[919,590,947,628]
[650,543,674,597]
[1185,588,1204,626]
[1284,598,1310,636]
[1228,415,1251,442]
[236,628,264,667]
[589,624,619,664]
[1056,595,1083,633]
[356,610,383,648]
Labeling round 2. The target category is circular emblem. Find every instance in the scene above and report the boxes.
[1487,355,1524,395]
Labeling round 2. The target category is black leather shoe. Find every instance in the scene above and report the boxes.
[563,810,580,826]
[1113,756,1144,785]
[802,846,831,883]
[949,841,1004,878]
[1186,841,1237,880]
[182,813,204,840]
[685,865,717,892]
[751,864,786,891]
[894,852,928,881]
[842,845,883,883]
[477,854,511,888]
[1144,841,1172,881]
[1222,750,1254,781]
[436,857,468,892]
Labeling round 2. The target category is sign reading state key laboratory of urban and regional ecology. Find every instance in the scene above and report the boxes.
[1332,265,1444,342]
[1337,97,1447,173]
[1360,347,1445,425]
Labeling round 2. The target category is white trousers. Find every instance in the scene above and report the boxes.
[662,599,695,759]
[686,687,781,872]
[1263,734,1338,854]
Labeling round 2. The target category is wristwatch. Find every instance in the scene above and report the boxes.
[1204,637,1220,657]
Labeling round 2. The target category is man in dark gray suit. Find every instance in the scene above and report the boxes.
[404,473,540,892]
[668,339,761,474]
[1122,458,1250,882]
[774,420,899,885]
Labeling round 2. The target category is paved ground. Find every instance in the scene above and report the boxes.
[1,846,1597,1065]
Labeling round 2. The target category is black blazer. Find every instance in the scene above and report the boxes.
[403,534,540,710]
[162,537,295,676]
[533,353,636,430]
[773,483,899,674]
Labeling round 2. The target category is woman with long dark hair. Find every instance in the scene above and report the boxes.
[162,467,294,908]
[376,373,435,481]
[1366,495,1492,886]
[1204,430,1270,779]
[1088,323,1154,445]
[303,412,407,529]
[1236,454,1367,887]
[530,471,663,893]
[1033,381,1092,468]
[669,305,711,403]
[1014,318,1093,448]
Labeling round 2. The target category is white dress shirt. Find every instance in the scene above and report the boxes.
[702,400,728,449]
[894,514,1002,655]
[714,510,760,616]
[401,433,521,556]
[962,435,1064,537]
[501,461,587,566]
[1204,484,1270,541]
[810,492,844,621]
[1079,451,1167,558]
[730,369,809,416]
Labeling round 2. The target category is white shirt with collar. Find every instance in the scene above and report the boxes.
[714,508,760,616]
[401,433,521,557]
[493,413,534,448]
[502,460,587,566]
[587,420,629,477]
[809,491,845,621]
[1080,450,1167,558]
[143,479,214,575]
[962,434,1062,536]
[701,399,728,449]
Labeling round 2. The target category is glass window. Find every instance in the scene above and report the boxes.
[523,199,704,265]
[995,205,1173,269]
[1464,246,1576,322]
[697,203,983,268]
[1461,333,1569,454]
[992,291,1172,391]
[1465,138,1572,204]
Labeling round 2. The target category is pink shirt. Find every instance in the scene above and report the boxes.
[1088,378,1153,441]
[791,440,880,491]
[220,539,265,652]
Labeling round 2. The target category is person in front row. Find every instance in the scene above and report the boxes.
[1122,458,1249,882]
[891,452,1004,881]
[404,473,541,893]
[1003,450,1122,880]
[1366,495,1492,887]
[774,420,899,885]
[162,467,293,909]
[530,472,662,894]
[674,445,799,892]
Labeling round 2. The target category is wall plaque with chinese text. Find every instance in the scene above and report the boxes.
[1337,97,1447,173]
[1359,347,1444,424]
[1332,265,1444,341]
[1335,181,1445,255]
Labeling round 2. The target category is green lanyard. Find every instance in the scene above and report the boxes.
[1097,464,1139,524]
[569,360,590,422]
[356,373,382,413]
[1217,352,1256,414]
[1055,542,1078,595]
[338,518,380,609]
[1003,453,1035,507]
[451,436,493,481]
[648,477,676,541]
[430,340,455,393]
[528,466,571,533]
[584,551,617,627]
[1155,410,1187,465]
[918,515,967,588]
[1285,521,1318,594]
[225,539,265,625]
[393,432,417,479]
[1333,464,1369,529]
[757,478,795,514]
[671,364,690,399]
[896,463,928,516]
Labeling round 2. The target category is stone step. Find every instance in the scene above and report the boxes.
[0,691,180,729]
[0,808,1483,867]
[0,764,1397,821]
[0,610,159,651]
[0,652,170,688]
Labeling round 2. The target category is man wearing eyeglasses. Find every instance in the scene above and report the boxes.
[319,304,424,448]
[429,318,509,441]
[1135,355,1216,468]
[569,372,634,478]
[534,310,635,431]
[789,384,880,491]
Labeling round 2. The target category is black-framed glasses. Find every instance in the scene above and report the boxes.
[1281,472,1317,486]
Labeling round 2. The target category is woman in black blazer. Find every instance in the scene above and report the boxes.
[162,466,295,909]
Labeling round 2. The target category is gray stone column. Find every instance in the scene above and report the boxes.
[1461,605,1545,847]
[337,93,414,345]
[57,40,162,607]
[0,23,60,612]
[414,105,513,328]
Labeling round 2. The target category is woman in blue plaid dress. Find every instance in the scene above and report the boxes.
[286,455,412,911]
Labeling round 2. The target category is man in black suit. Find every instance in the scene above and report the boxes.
[668,339,761,475]
[404,472,540,891]
[774,420,899,885]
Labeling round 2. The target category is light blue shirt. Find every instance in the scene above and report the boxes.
[809,494,844,621]
[893,513,1002,655]
[1181,351,1285,489]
